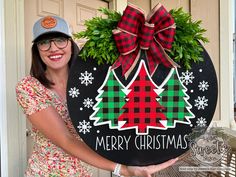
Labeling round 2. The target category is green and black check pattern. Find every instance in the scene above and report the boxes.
[93,70,126,127]
[159,69,194,126]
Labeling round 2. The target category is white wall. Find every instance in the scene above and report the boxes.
[0,0,235,176]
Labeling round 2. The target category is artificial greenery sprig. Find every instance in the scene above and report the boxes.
[73,8,121,65]
[168,8,209,69]
[73,7,209,69]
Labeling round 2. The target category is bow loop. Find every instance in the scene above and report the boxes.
[117,5,145,35]
[154,27,175,50]
[112,3,178,78]
[113,30,138,55]
[139,23,155,50]
[148,5,176,50]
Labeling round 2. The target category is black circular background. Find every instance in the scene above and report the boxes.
[67,47,218,166]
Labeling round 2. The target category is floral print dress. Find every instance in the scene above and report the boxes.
[16,76,92,177]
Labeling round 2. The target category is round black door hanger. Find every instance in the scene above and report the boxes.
[67,48,218,166]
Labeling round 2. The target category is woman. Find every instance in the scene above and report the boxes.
[16,16,178,177]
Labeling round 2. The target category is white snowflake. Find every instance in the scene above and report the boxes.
[77,120,92,134]
[194,96,208,110]
[196,117,207,127]
[83,98,94,108]
[180,70,195,85]
[68,87,80,98]
[198,80,209,92]
[79,71,94,86]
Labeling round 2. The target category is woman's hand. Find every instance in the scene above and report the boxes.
[122,157,178,177]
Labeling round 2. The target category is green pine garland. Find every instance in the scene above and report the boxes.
[73,7,208,70]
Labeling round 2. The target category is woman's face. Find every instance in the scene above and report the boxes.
[37,36,72,71]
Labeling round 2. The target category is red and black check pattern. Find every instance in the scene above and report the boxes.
[118,62,167,134]
[112,3,176,77]
[117,5,145,37]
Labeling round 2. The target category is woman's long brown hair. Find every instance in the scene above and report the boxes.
[30,34,79,88]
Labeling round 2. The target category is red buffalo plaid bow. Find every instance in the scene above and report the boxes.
[112,3,178,78]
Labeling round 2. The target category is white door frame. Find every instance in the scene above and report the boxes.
[1,0,26,176]
[217,0,235,129]
[0,0,8,176]
[1,0,235,176]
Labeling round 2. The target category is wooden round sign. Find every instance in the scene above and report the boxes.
[67,47,217,165]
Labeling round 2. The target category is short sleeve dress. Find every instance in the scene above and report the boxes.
[16,76,92,177]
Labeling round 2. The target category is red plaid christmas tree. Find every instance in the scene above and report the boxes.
[118,61,167,134]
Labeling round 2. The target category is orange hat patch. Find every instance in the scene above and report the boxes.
[41,16,57,29]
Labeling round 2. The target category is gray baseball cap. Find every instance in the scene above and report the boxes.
[32,16,72,42]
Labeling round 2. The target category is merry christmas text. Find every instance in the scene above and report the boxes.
[95,134,188,151]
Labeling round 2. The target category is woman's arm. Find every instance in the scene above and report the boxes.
[28,106,177,177]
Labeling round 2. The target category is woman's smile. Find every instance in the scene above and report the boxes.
[48,54,63,61]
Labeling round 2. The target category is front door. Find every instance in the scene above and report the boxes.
[24,0,110,176]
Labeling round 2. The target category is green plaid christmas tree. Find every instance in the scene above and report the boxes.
[90,68,126,128]
[158,68,195,127]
